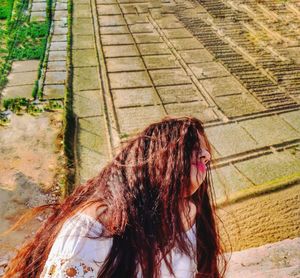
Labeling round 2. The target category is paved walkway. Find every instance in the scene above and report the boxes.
[72,0,300,189]
[71,0,300,251]
[43,0,68,99]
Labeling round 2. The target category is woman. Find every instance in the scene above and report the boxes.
[4,116,227,277]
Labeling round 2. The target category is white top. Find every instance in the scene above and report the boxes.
[41,212,197,278]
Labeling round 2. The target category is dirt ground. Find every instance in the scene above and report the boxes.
[0,111,63,267]
[218,183,300,252]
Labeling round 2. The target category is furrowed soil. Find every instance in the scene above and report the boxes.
[218,183,300,252]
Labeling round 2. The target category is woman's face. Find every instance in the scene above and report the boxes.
[185,135,211,197]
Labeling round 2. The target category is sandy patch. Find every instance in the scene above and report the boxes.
[0,111,63,265]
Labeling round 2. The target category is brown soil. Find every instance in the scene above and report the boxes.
[0,111,64,262]
[218,183,300,252]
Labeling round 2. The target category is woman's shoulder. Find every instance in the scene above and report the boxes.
[48,203,113,259]
[41,211,111,278]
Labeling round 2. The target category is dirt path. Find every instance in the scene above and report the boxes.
[0,112,63,269]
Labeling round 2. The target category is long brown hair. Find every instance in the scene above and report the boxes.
[4,116,227,277]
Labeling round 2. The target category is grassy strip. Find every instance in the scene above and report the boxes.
[61,0,75,197]
[9,21,49,60]
[0,0,52,95]
[217,172,300,208]
[0,0,30,90]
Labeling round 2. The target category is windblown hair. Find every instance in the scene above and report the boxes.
[4,116,227,278]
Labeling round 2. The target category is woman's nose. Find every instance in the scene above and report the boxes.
[200,149,211,164]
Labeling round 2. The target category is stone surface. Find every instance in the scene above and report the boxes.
[156,84,201,104]
[133,33,163,43]
[73,18,93,35]
[240,115,300,147]
[117,105,165,134]
[124,14,149,24]
[112,87,160,108]
[72,49,98,67]
[55,2,67,10]
[143,55,180,69]
[163,28,193,39]
[47,61,66,71]
[73,67,100,91]
[164,102,218,123]
[149,68,191,86]
[30,11,47,22]
[235,151,300,185]
[215,94,265,117]
[45,71,66,85]
[129,23,154,33]
[10,60,39,73]
[48,50,67,61]
[280,110,300,133]
[103,45,139,57]
[31,2,46,12]
[119,4,136,14]
[53,25,68,35]
[155,16,183,29]
[212,165,254,200]
[101,34,134,45]
[67,0,300,266]
[51,34,67,42]
[73,90,103,117]
[2,85,34,99]
[179,49,214,64]
[189,62,230,79]
[99,15,126,26]
[205,123,259,157]
[109,71,152,89]
[73,35,95,49]
[138,43,171,55]
[170,38,204,50]
[78,147,109,184]
[100,26,129,34]
[53,10,68,21]
[43,84,65,99]
[106,57,144,72]
[6,72,37,86]
[201,76,249,97]
[50,41,67,51]
[97,4,122,15]
[77,116,110,183]
[73,4,91,18]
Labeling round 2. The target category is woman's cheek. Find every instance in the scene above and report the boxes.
[190,166,205,191]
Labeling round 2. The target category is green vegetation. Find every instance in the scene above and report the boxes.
[9,22,49,60]
[0,0,14,20]
[0,0,52,93]
[44,100,63,111]
[1,97,62,119]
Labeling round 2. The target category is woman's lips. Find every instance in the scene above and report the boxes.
[193,162,206,173]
